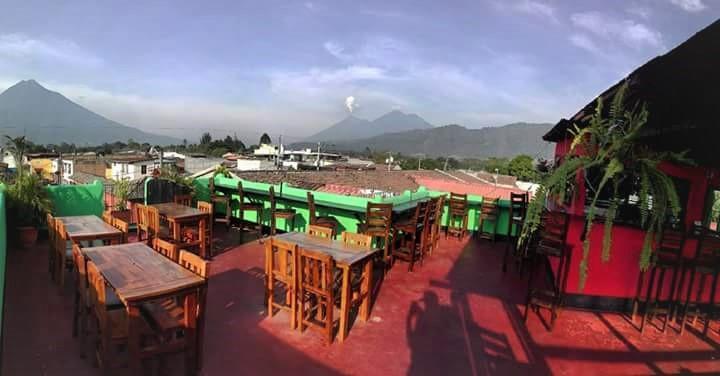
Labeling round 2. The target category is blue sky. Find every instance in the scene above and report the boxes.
[0,0,718,143]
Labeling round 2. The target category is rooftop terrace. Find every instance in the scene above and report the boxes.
[3,226,719,375]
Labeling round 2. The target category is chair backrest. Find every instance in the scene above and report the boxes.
[449,192,468,215]
[147,206,160,237]
[298,248,334,293]
[306,192,318,224]
[179,250,209,278]
[86,261,110,325]
[136,204,148,227]
[72,243,87,291]
[56,220,68,252]
[102,210,113,225]
[657,226,685,259]
[364,203,393,236]
[425,198,439,227]
[197,200,213,215]
[341,231,372,249]
[481,197,499,219]
[111,217,129,243]
[536,211,570,257]
[509,192,528,219]
[174,194,193,206]
[694,228,720,263]
[410,200,430,228]
[308,225,333,239]
[46,213,56,244]
[153,237,180,261]
[267,238,298,280]
[269,186,278,212]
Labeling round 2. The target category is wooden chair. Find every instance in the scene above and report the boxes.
[110,216,130,244]
[266,238,299,329]
[308,225,333,239]
[631,226,685,333]
[237,181,264,237]
[136,204,150,242]
[679,228,720,335]
[421,198,439,256]
[342,232,372,249]
[429,195,446,254]
[298,248,336,344]
[446,192,468,239]
[477,197,500,241]
[307,192,339,238]
[182,201,214,258]
[55,220,74,288]
[153,237,180,262]
[141,250,209,373]
[174,193,193,206]
[357,202,393,264]
[269,186,296,235]
[391,200,430,271]
[46,212,56,276]
[86,261,130,372]
[71,243,89,356]
[503,192,529,273]
[102,210,113,225]
[208,177,232,230]
[524,210,570,331]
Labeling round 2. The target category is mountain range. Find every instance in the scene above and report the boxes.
[331,122,555,159]
[0,80,178,145]
[306,110,433,141]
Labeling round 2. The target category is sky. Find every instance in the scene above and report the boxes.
[0,0,718,143]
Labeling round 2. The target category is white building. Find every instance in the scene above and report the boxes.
[253,143,343,170]
[109,155,176,180]
[50,158,74,183]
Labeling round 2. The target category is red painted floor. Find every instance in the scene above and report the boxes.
[3,227,720,375]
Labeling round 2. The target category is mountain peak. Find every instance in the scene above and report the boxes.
[10,79,45,91]
[307,110,434,142]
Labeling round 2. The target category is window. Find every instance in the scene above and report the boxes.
[141,165,147,175]
[583,167,690,227]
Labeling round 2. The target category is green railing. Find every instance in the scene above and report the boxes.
[194,176,516,236]
[46,181,105,217]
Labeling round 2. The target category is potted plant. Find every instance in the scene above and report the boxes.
[111,178,133,223]
[6,172,52,248]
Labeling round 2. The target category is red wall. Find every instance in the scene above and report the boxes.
[551,137,720,301]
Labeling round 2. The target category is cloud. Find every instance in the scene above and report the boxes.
[570,12,664,50]
[669,0,707,12]
[569,34,602,55]
[626,5,652,19]
[492,0,558,23]
[0,33,102,67]
[323,41,349,60]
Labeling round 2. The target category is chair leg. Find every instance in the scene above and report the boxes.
[641,267,657,333]
[680,269,697,335]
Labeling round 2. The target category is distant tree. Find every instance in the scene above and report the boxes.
[182,139,188,148]
[233,135,246,152]
[3,135,28,175]
[200,132,212,146]
[209,147,229,157]
[127,138,140,150]
[363,147,372,158]
[483,157,510,175]
[259,133,272,145]
[507,154,537,182]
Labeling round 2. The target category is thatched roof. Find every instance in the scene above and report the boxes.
[544,19,720,168]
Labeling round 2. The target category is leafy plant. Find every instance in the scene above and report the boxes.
[112,179,132,211]
[6,171,52,227]
[212,164,231,179]
[4,135,28,176]
[519,82,692,290]
[159,166,195,195]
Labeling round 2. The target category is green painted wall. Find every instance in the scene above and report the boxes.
[193,176,514,236]
[46,181,105,217]
[0,184,6,341]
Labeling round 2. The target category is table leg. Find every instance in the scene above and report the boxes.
[128,303,142,374]
[184,291,199,375]
[360,259,373,322]
[200,216,208,259]
[197,285,207,372]
[339,265,351,342]
[172,220,181,243]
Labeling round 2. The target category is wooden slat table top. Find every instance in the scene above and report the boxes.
[151,202,207,220]
[57,215,121,239]
[273,232,380,266]
[82,242,206,303]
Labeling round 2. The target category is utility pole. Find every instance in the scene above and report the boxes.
[443,156,449,171]
[317,142,321,171]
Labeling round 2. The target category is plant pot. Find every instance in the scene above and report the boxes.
[17,226,39,249]
[111,209,133,224]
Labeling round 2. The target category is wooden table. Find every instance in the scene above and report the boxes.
[82,242,207,373]
[151,203,211,259]
[57,215,124,244]
[272,232,380,342]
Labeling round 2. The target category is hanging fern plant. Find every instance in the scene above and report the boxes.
[520,82,692,290]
